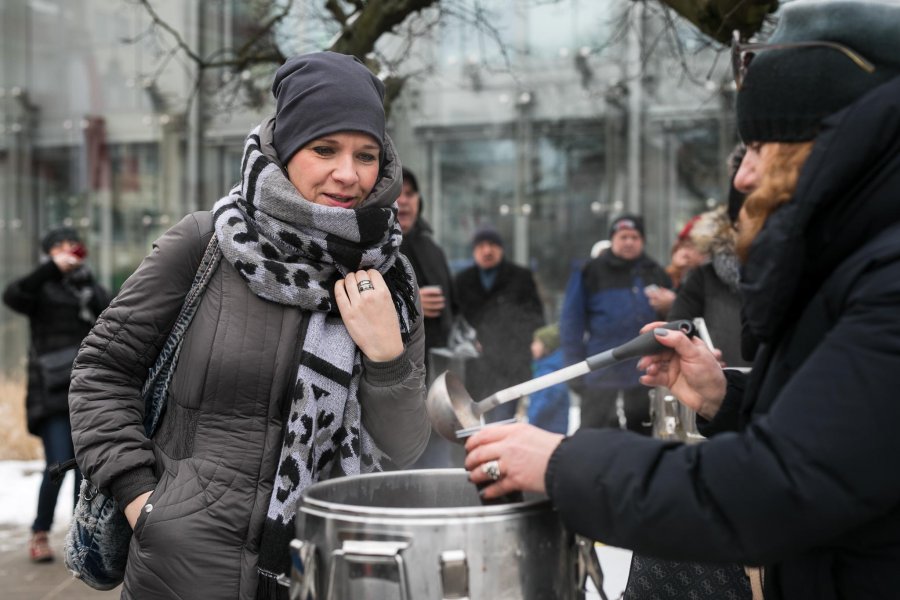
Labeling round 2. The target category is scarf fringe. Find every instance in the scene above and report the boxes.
[385,258,419,343]
[256,570,289,600]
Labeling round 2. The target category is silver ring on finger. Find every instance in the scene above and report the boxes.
[482,459,501,482]
[357,279,375,293]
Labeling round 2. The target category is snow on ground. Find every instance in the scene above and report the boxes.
[0,460,75,529]
[0,456,630,598]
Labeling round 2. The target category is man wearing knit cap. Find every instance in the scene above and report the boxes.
[455,227,544,423]
[559,213,670,433]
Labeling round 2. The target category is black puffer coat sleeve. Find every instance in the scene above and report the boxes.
[545,256,900,565]
[69,214,210,506]
[696,369,746,437]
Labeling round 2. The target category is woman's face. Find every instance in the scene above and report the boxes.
[286,132,381,209]
[734,142,765,194]
[672,242,705,269]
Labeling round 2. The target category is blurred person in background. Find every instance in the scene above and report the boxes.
[527,324,569,434]
[455,227,544,423]
[398,166,463,468]
[560,214,670,434]
[645,216,709,316]
[665,216,708,289]
[2,226,110,563]
[68,51,428,598]
[669,205,751,368]
[465,2,900,597]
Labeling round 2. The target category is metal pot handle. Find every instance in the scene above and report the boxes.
[290,540,319,600]
[439,550,470,599]
[326,539,411,600]
[576,535,608,600]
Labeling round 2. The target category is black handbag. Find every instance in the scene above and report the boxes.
[625,553,752,599]
[36,344,80,393]
[63,235,220,590]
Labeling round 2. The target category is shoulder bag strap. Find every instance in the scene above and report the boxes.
[142,235,221,435]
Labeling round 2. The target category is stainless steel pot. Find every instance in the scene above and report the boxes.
[290,469,598,600]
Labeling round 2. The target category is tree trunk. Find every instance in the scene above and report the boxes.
[658,0,779,44]
[329,0,439,58]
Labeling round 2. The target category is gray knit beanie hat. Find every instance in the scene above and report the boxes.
[271,51,386,165]
[737,0,900,143]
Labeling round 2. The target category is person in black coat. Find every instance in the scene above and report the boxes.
[463,2,900,598]
[3,227,110,563]
[398,167,463,468]
[668,206,750,368]
[398,168,455,369]
[455,227,544,422]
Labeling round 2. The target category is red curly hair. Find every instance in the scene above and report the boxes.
[736,142,814,262]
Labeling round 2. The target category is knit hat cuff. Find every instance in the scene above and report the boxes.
[472,227,504,247]
[737,115,823,144]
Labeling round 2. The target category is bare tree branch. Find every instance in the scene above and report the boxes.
[229,0,294,63]
[136,0,204,64]
[325,0,349,26]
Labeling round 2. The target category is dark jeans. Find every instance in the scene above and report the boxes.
[32,414,81,533]
[579,386,652,436]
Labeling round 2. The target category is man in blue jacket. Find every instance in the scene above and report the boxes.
[560,215,670,433]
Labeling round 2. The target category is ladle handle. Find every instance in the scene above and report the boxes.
[474,320,696,416]
[594,319,696,367]
[474,362,591,415]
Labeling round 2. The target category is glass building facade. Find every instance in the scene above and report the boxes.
[1,0,737,373]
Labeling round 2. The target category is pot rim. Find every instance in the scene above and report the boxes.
[299,468,552,518]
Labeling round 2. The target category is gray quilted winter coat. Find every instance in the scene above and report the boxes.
[69,211,429,599]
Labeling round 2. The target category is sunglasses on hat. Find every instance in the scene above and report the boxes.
[730,30,875,91]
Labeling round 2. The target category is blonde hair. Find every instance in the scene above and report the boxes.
[736,142,814,261]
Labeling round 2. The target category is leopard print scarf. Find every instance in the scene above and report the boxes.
[212,120,417,592]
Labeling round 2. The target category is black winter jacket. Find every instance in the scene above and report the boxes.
[455,260,544,401]
[546,76,900,600]
[669,262,749,368]
[3,260,110,433]
[400,217,456,361]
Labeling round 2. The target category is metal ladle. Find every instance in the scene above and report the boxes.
[426,319,697,442]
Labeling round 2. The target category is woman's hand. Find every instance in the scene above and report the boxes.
[125,490,153,530]
[51,252,82,274]
[637,321,727,420]
[336,269,404,362]
[464,423,564,500]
